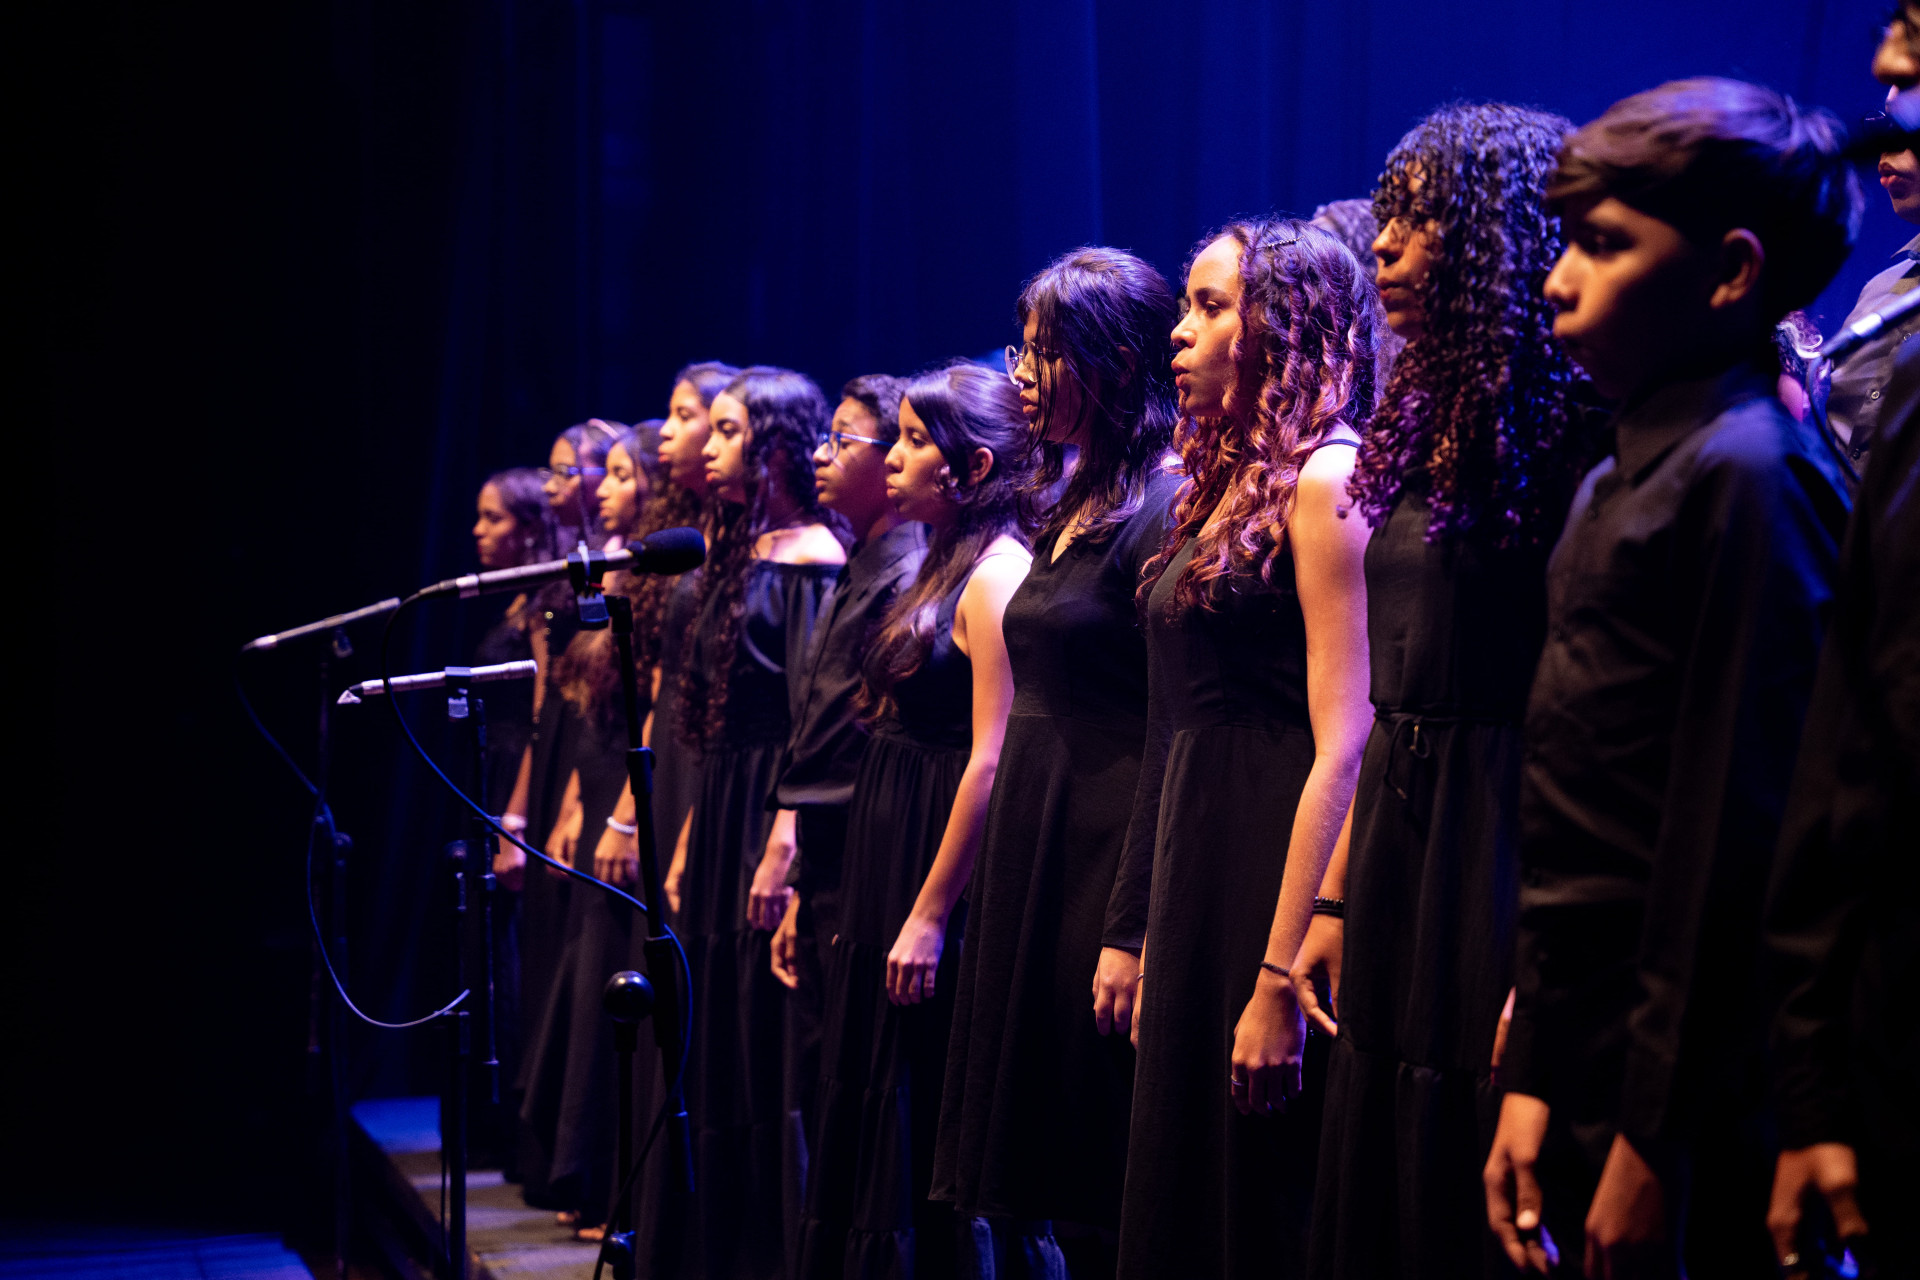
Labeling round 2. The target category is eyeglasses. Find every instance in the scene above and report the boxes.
[820,428,889,458]
[1004,342,1062,387]
[536,465,608,483]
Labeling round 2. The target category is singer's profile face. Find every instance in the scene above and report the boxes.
[545,437,582,510]
[660,380,714,493]
[1880,147,1920,223]
[885,397,960,526]
[1544,195,1703,401]
[598,442,645,536]
[1373,178,1437,342]
[1171,235,1244,421]
[473,483,520,569]
[815,398,890,518]
[704,392,751,503]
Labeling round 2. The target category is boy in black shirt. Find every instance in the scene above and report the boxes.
[1484,79,1861,1277]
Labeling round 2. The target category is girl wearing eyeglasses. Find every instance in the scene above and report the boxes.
[933,247,1181,1276]
[797,361,1034,1280]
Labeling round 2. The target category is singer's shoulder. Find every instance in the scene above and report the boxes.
[756,522,848,567]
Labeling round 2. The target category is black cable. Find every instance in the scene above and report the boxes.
[592,1095,676,1280]
[305,756,472,1030]
[240,661,472,1029]
[375,593,693,1088]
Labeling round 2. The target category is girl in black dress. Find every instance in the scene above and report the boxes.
[498,419,620,1207]
[1295,105,1589,1280]
[591,363,736,910]
[798,363,1035,1280]
[932,248,1181,1277]
[469,466,558,1169]
[639,367,845,1279]
[1113,220,1379,1279]
[520,424,673,1237]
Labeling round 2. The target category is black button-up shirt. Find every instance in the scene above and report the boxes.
[1821,233,1920,463]
[1504,365,1849,1171]
[771,519,927,809]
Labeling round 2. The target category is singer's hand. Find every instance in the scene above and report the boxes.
[1230,966,1305,1116]
[592,825,638,888]
[748,812,799,931]
[1291,914,1343,1037]
[664,809,691,917]
[1092,947,1141,1037]
[886,912,946,1005]
[493,841,526,891]
[770,893,803,990]
[1485,1092,1558,1274]
[545,806,583,870]
[1770,1144,1868,1276]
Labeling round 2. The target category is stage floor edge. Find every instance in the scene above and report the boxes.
[350,1097,602,1280]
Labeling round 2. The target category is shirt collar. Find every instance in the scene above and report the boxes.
[1611,362,1776,482]
[847,519,927,581]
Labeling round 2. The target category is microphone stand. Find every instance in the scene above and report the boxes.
[438,669,512,1280]
[311,628,354,1280]
[597,593,693,1279]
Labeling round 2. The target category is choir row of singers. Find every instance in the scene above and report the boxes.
[447,64,1915,1280]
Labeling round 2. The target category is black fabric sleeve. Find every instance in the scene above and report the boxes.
[1614,444,1840,1167]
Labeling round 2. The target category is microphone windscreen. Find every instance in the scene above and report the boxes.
[632,526,707,575]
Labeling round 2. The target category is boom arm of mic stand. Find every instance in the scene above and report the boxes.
[607,595,695,1200]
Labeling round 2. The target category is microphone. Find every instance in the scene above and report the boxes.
[419,526,707,601]
[337,660,539,706]
[1820,288,1920,367]
[241,597,403,654]
[1842,88,1920,162]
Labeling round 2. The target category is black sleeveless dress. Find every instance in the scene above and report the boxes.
[638,558,836,1279]
[1309,487,1549,1280]
[519,696,642,1222]
[1113,527,1327,1280]
[797,568,981,1280]
[472,607,535,1163]
[649,569,706,880]
[513,594,582,1204]
[934,471,1179,1242]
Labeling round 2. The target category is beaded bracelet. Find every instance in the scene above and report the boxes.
[605,816,638,836]
[1312,896,1346,919]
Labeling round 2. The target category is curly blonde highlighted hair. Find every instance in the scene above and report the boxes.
[1144,218,1381,612]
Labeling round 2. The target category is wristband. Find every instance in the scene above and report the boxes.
[1259,960,1291,979]
[1311,896,1346,919]
[605,816,638,836]
[499,813,528,833]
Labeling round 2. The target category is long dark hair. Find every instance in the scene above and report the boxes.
[675,360,740,405]
[860,362,1035,721]
[679,367,838,746]
[484,466,561,568]
[1144,220,1380,612]
[1349,103,1589,547]
[555,426,692,720]
[1018,247,1180,547]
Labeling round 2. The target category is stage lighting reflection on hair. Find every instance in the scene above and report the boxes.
[350,1098,598,1280]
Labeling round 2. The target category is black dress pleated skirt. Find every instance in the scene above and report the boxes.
[636,559,837,1280]
[797,731,970,1280]
[520,705,638,1222]
[1308,489,1546,1280]
[934,474,1178,1242]
[1114,522,1333,1280]
[1119,724,1324,1280]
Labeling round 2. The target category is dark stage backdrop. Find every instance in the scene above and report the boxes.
[24,0,1894,1236]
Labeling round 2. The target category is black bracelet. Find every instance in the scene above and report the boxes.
[1258,960,1290,979]
[1312,896,1346,919]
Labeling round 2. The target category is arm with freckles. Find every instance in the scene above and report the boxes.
[885,549,1029,1005]
[1230,447,1373,1116]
